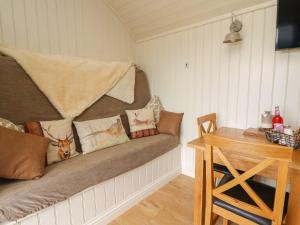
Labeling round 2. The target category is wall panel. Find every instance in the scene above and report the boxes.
[0,0,133,61]
[135,3,300,177]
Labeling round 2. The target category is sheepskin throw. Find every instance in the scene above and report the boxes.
[0,45,135,118]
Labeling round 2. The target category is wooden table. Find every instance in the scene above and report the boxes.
[187,127,300,225]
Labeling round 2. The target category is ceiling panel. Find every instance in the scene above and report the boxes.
[105,0,270,41]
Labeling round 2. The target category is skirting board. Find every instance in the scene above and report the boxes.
[3,145,182,225]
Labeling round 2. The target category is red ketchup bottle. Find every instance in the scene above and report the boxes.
[272,106,284,132]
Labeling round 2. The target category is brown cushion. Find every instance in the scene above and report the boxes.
[157,110,184,136]
[0,126,50,180]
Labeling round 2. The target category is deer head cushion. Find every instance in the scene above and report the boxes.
[25,119,78,165]
[126,108,158,139]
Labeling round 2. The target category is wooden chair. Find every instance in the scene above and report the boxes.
[203,133,292,225]
[197,113,231,181]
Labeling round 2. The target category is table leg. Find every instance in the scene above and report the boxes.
[194,149,206,225]
[285,169,300,225]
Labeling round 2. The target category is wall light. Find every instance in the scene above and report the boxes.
[223,15,243,44]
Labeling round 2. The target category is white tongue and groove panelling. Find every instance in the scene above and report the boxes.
[135,1,300,177]
[4,146,181,225]
[0,0,133,61]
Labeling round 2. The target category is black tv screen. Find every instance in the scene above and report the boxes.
[276,0,300,50]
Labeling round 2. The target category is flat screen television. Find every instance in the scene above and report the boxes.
[276,0,300,50]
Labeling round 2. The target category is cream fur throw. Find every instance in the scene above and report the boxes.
[0,45,135,118]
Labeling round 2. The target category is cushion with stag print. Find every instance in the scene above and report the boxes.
[73,115,129,154]
[126,108,158,139]
[25,119,78,165]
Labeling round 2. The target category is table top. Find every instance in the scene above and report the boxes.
[187,127,300,170]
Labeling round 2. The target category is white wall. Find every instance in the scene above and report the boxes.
[135,1,300,177]
[0,0,133,61]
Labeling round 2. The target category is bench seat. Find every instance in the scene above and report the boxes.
[0,134,179,223]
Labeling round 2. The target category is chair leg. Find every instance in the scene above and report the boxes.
[222,218,229,225]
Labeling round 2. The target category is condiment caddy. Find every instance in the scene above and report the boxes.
[262,106,300,149]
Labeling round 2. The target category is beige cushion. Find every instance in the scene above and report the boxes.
[0,118,23,132]
[74,115,129,154]
[157,110,184,136]
[0,126,49,180]
[145,96,164,123]
[25,119,78,165]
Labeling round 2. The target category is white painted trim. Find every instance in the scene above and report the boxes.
[87,168,181,225]
[136,0,276,43]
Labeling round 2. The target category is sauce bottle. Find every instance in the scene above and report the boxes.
[272,106,284,132]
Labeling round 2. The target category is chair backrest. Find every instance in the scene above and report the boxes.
[204,133,293,224]
[197,113,217,138]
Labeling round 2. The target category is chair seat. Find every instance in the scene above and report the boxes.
[213,164,230,174]
[213,164,245,176]
[214,175,289,225]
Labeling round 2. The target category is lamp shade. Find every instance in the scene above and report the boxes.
[223,31,242,43]
[223,17,243,44]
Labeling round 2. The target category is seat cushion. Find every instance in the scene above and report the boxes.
[213,164,231,175]
[0,134,179,223]
[214,175,289,225]
[213,164,246,176]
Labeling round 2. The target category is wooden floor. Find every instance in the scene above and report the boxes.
[109,175,225,225]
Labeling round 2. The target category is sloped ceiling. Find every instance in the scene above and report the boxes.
[105,0,271,41]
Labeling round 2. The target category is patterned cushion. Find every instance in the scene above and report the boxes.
[126,108,158,139]
[145,96,164,124]
[73,115,129,154]
[0,118,24,132]
[131,128,159,139]
[25,119,78,165]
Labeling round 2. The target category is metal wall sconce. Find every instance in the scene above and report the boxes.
[223,15,243,43]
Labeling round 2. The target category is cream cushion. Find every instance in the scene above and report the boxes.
[145,96,164,124]
[74,115,129,154]
[0,118,24,132]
